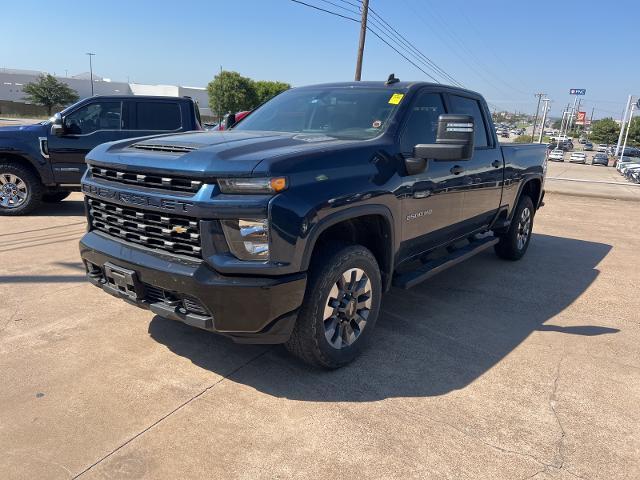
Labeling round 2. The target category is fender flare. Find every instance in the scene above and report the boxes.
[0,147,53,184]
[300,204,396,286]
[510,174,544,220]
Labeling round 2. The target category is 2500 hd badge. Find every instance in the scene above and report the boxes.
[82,184,194,212]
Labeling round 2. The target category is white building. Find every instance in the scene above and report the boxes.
[0,68,211,117]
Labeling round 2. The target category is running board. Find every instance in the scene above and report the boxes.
[393,236,499,289]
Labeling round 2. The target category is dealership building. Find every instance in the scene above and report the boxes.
[0,68,212,117]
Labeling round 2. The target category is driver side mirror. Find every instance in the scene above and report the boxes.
[409,114,475,173]
[50,112,65,137]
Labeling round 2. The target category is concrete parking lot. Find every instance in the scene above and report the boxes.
[1,179,639,478]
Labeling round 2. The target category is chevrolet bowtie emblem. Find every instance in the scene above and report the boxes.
[172,226,188,234]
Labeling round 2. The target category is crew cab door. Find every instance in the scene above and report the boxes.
[48,100,130,184]
[445,94,503,232]
[397,89,466,260]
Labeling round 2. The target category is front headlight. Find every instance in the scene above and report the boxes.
[221,219,269,261]
[218,177,287,194]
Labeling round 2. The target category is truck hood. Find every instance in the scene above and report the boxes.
[86,130,366,177]
[0,123,47,137]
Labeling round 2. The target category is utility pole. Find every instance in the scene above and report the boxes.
[86,53,96,96]
[538,98,550,143]
[531,93,545,142]
[354,0,369,81]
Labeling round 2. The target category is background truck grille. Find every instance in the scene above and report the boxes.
[90,166,203,193]
[88,198,202,258]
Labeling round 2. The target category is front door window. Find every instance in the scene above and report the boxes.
[64,102,122,135]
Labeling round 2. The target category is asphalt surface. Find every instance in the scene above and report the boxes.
[1,177,639,479]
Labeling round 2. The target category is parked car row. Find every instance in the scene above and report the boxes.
[547,149,611,167]
[617,155,640,183]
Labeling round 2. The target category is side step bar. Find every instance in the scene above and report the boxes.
[393,236,499,289]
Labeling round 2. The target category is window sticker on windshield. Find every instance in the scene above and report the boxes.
[372,120,382,128]
[388,93,404,105]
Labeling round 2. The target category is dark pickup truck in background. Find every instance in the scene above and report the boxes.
[79,80,546,368]
[0,95,202,215]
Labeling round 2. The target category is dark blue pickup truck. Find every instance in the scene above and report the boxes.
[79,79,546,368]
[0,95,202,215]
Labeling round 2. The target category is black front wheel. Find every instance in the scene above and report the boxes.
[285,244,382,369]
[494,194,535,261]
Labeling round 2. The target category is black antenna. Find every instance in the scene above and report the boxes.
[386,73,400,85]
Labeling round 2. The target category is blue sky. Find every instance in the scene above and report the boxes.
[2,0,637,118]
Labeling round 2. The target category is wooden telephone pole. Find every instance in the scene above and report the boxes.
[354,0,370,81]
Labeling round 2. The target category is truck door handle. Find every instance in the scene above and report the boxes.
[492,160,502,168]
[450,165,464,175]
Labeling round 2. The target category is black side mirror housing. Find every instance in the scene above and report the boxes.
[413,114,475,162]
[50,112,65,137]
[224,113,237,130]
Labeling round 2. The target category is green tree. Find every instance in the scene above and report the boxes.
[590,117,620,145]
[626,116,640,147]
[513,135,534,143]
[254,80,290,105]
[22,74,79,116]
[551,119,562,130]
[207,71,257,119]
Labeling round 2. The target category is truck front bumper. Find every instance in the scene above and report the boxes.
[79,232,306,344]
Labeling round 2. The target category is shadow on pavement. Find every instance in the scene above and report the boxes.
[149,233,614,401]
[30,200,85,217]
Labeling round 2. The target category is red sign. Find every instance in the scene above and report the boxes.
[576,111,587,125]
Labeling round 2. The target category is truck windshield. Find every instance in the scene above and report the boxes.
[234,87,406,140]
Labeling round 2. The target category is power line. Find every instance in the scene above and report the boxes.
[331,0,464,86]
[288,0,465,87]
[288,0,359,22]
[366,9,464,86]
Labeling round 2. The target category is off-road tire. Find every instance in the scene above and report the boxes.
[494,194,534,261]
[285,243,382,369]
[42,191,71,203]
[0,163,43,216]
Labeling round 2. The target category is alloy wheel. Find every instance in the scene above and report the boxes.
[323,268,372,349]
[517,207,531,250]
[0,173,28,209]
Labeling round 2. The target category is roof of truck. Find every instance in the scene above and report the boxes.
[294,81,482,97]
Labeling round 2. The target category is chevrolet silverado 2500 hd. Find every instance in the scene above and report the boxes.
[0,95,202,215]
[79,80,547,368]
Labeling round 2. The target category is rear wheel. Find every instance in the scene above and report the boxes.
[42,191,71,203]
[0,163,43,216]
[285,244,382,369]
[494,194,534,261]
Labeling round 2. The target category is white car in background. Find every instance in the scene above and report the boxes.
[597,144,608,153]
[569,152,587,164]
[548,149,564,162]
[616,156,637,172]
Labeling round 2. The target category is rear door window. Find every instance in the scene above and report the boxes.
[135,102,181,130]
[448,95,490,148]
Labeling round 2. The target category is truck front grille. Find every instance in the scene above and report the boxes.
[90,166,203,193]
[88,198,202,258]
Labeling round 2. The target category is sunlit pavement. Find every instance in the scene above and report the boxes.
[1,189,638,479]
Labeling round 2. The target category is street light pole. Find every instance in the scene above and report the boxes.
[354,0,369,81]
[620,103,636,161]
[86,52,96,96]
[615,95,632,156]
